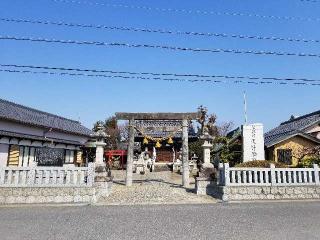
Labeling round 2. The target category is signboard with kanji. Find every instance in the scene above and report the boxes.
[242,124,265,162]
[36,147,64,166]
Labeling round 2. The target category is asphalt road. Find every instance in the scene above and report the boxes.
[0,201,320,240]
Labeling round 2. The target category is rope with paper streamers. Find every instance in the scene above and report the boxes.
[133,125,182,148]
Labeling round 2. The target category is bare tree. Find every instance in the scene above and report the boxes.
[295,145,320,163]
[118,122,129,142]
[218,121,234,137]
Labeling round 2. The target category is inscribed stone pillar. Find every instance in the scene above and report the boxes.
[198,135,215,178]
[182,119,190,188]
[94,140,108,183]
[202,140,213,165]
[95,142,106,166]
[126,119,135,187]
[242,123,265,162]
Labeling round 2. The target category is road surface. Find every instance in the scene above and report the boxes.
[0,201,319,240]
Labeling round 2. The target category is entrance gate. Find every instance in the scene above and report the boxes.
[115,112,200,188]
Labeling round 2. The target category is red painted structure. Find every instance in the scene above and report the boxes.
[105,150,127,169]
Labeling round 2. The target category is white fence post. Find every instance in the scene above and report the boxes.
[314,164,319,185]
[270,164,276,186]
[224,163,230,186]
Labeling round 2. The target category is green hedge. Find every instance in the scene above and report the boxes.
[234,160,287,168]
[297,157,320,168]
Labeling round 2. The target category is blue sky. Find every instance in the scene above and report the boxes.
[1,0,320,131]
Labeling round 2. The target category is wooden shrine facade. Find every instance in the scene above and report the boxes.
[134,120,198,162]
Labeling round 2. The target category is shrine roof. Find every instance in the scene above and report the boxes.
[115,112,200,120]
[135,131,198,139]
[133,119,198,139]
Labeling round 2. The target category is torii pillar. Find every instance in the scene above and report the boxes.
[182,119,190,188]
[126,118,135,186]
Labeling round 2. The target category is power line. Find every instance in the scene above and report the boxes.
[300,0,319,3]
[2,69,318,86]
[1,64,320,86]
[51,0,320,22]
[1,35,320,59]
[1,17,319,44]
[2,63,320,83]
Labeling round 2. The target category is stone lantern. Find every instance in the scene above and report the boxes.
[196,105,215,178]
[198,130,215,178]
[91,123,109,182]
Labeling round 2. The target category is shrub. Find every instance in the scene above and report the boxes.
[234,160,287,168]
[297,157,320,168]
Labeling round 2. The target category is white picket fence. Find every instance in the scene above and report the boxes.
[219,163,320,186]
[0,163,95,187]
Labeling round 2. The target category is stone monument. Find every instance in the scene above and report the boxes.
[242,123,265,162]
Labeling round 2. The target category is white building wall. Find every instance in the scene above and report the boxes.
[0,143,9,167]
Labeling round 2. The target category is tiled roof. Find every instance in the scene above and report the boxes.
[134,120,198,139]
[135,131,198,139]
[265,110,320,147]
[0,130,83,145]
[0,98,92,137]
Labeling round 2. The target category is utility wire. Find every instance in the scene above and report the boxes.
[1,35,320,59]
[5,68,320,86]
[1,17,319,44]
[51,0,320,22]
[2,63,320,83]
[2,69,319,86]
[300,0,319,2]
[0,64,320,86]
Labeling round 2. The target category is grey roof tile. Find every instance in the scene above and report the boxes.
[0,98,92,137]
[265,110,320,147]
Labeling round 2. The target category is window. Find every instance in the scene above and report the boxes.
[17,146,37,167]
[277,149,292,165]
[65,150,75,164]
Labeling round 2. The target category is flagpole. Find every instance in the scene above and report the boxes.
[244,91,248,125]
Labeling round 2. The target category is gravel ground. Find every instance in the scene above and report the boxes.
[99,170,216,205]
[1,202,320,240]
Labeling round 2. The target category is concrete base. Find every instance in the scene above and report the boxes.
[196,184,320,201]
[0,187,96,205]
[93,181,113,203]
[0,182,113,205]
[195,177,217,196]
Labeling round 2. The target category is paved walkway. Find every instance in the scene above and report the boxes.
[99,171,217,205]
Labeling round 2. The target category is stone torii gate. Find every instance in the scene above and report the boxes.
[115,112,200,188]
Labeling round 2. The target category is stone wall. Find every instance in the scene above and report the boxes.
[0,187,99,205]
[199,184,320,201]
